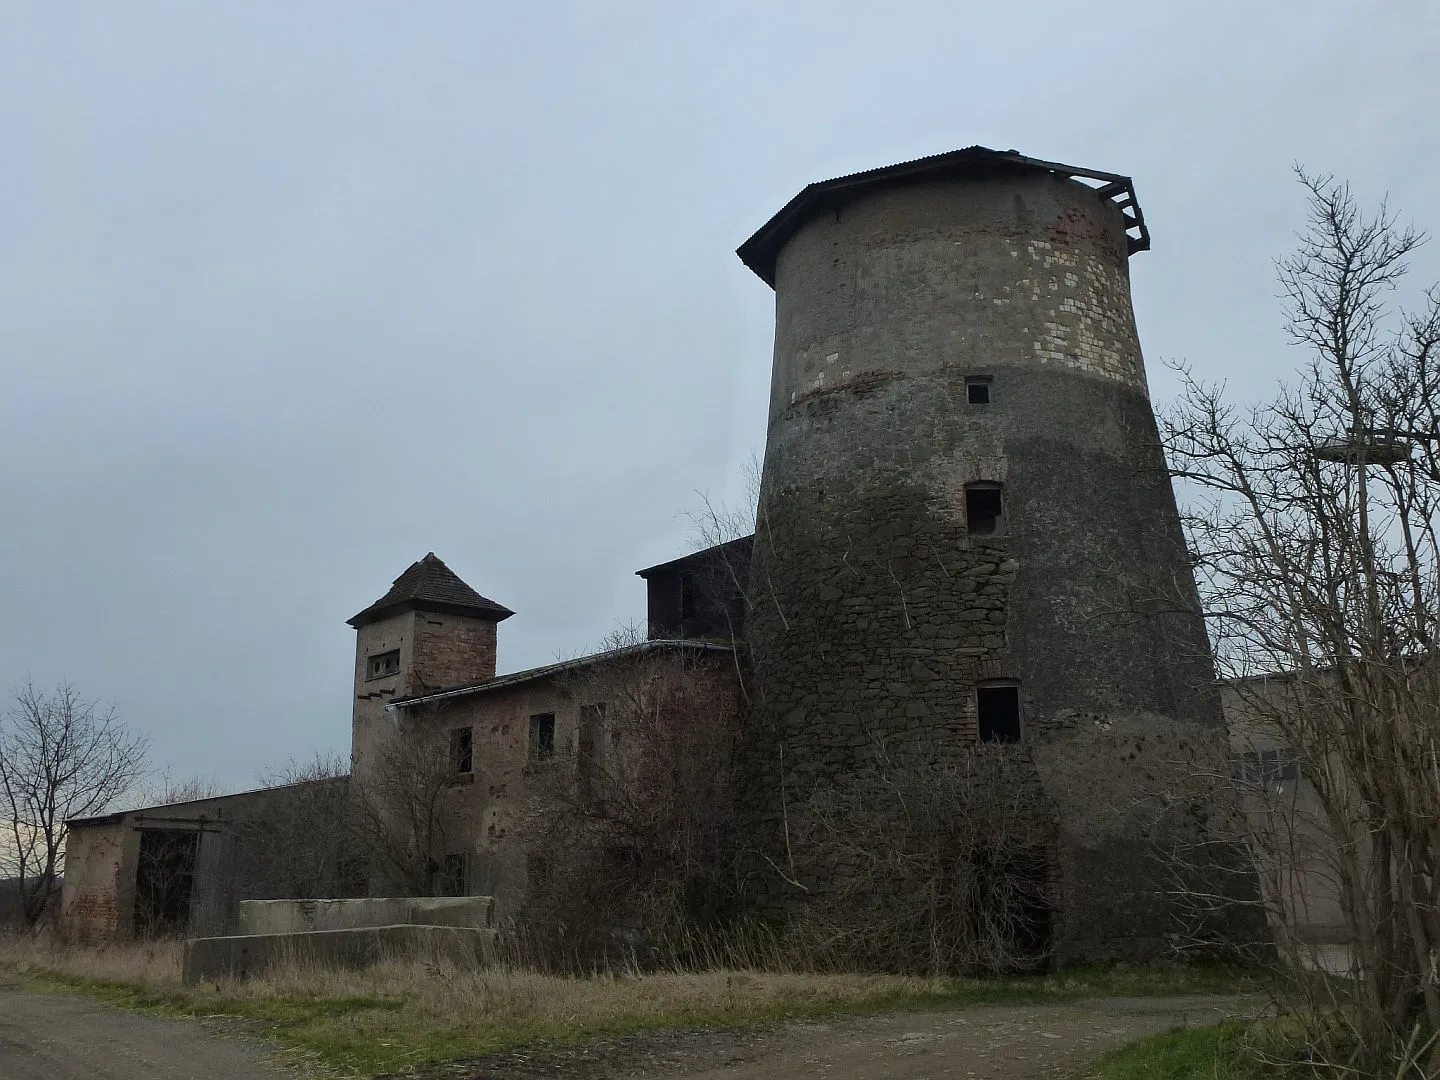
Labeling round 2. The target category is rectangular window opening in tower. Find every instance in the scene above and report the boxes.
[529,713,556,762]
[977,683,1021,743]
[367,650,400,680]
[966,378,991,405]
[965,483,1006,537]
[449,726,474,775]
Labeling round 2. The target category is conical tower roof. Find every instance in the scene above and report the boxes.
[347,553,514,628]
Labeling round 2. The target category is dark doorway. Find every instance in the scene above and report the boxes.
[977,683,1022,743]
[134,829,199,937]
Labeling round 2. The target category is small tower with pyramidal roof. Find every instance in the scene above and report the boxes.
[347,553,513,762]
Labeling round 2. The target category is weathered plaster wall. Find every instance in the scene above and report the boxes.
[741,169,1254,961]
[381,651,741,919]
[59,819,130,940]
[61,778,356,941]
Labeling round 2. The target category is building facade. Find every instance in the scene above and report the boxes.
[64,147,1286,961]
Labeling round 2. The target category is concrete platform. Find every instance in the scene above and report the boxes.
[183,923,497,983]
[236,896,494,935]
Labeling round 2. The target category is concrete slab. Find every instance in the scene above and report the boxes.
[236,895,495,935]
[183,924,496,983]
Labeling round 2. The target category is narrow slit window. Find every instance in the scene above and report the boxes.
[977,682,1022,743]
[966,483,1006,537]
[966,378,991,405]
[449,726,474,775]
[529,713,555,762]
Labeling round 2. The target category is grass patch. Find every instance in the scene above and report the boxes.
[1086,1022,1286,1080]
[0,934,1258,1077]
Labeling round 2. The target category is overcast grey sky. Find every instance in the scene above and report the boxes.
[1,1,1436,793]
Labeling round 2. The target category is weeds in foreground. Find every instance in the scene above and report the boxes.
[1086,1023,1277,1079]
[0,933,1257,1077]
[1086,1014,1415,1080]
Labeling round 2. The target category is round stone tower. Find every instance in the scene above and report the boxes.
[736,147,1244,962]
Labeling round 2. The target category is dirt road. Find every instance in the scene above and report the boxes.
[448,994,1265,1080]
[0,977,1261,1080]
[0,979,294,1080]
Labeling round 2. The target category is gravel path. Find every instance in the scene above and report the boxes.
[435,994,1267,1080]
[0,978,295,1080]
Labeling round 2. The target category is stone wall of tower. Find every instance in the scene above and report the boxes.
[740,167,1258,962]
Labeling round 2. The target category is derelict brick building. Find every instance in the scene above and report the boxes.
[63,146,1269,961]
[734,147,1243,961]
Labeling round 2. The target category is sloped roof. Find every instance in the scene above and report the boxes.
[737,145,1149,288]
[635,535,754,578]
[389,639,734,708]
[347,553,514,628]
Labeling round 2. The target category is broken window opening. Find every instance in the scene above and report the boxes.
[965,483,1006,537]
[367,649,401,680]
[439,852,469,896]
[966,378,991,405]
[977,682,1022,744]
[133,829,199,937]
[529,713,556,762]
[449,726,474,775]
[1240,748,1301,784]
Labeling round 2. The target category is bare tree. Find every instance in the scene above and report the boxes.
[250,752,361,898]
[0,681,149,925]
[789,741,1055,977]
[350,707,455,896]
[136,773,221,807]
[1163,169,1440,1077]
[519,628,744,965]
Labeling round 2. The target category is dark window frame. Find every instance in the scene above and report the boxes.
[529,712,556,762]
[366,649,401,681]
[449,726,474,776]
[965,482,1007,538]
[976,681,1022,743]
[966,377,992,405]
[439,852,469,897]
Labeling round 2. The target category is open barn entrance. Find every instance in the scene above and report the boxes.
[134,829,199,937]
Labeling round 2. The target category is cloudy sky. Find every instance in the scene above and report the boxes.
[1,1,1436,794]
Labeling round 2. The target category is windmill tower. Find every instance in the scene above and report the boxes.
[736,148,1246,961]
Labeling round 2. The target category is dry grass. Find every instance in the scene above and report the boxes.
[0,932,1256,1077]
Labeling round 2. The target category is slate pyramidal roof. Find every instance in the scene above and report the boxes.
[347,553,514,628]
